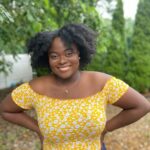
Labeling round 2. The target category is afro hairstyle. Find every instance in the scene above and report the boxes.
[27,23,97,71]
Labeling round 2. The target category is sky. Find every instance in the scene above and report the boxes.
[97,0,139,20]
[123,0,139,19]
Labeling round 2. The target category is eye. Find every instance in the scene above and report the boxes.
[65,50,74,57]
[49,54,59,60]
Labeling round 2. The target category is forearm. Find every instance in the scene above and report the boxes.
[1,111,40,135]
[106,108,149,132]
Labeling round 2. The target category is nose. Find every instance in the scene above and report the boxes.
[59,55,68,64]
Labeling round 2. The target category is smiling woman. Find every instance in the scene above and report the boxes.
[48,37,80,80]
[0,23,150,150]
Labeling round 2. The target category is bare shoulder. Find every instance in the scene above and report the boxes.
[83,71,112,89]
[29,75,52,93]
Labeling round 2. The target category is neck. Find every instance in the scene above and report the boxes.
[53,71,81,86]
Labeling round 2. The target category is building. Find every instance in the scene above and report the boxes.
[0,54,32,89]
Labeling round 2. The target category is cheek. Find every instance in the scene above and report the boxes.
[71,57,80,68]
[48,59,56,70]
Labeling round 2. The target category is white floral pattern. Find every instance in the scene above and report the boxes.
[11,77,129,150]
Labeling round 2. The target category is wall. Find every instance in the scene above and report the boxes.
[0,54,33,89]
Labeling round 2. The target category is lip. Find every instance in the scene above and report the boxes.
[58,66,71,72]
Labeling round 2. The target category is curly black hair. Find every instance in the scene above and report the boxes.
[27,23,97,71]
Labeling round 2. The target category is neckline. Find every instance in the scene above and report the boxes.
[26,76,113,101]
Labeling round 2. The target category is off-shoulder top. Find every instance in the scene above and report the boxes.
[11,77,129,150]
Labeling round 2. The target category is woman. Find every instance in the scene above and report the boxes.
[0,24,150,150]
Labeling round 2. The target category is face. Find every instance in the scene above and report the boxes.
[48,37,80,79]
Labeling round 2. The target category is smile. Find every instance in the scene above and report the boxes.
[58,66,71,72]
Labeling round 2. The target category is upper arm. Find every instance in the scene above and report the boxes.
[0,93,24,113]
[113,87,150,111]
[0,83,34,113]
[103,76,150,112]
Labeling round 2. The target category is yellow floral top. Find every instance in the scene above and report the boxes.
[11,77,129,150]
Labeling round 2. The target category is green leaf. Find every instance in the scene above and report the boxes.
[27,11,34,22]
[32,22,42,32]
[44,0,49,9]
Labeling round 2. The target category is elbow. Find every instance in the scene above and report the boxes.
[1,112,6,119]
[0,103,6,116]
[145,101,150,113]
[0,111,13,121]
[1,112,9,119]
[0,103,8,118]
[0,103,3,116]
[140,102,150,115]
[0,104,6,119]
[147,103,150,113]
[0,110,7,120]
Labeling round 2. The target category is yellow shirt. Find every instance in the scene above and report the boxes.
[11,77,128,150]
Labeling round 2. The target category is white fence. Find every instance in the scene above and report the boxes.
[0,54,33,89]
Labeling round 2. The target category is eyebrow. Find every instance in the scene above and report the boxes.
[64,48,74,51]
[49,48,74,53]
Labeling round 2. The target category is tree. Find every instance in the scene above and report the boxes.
[125,18,134,50]
[126,0,150,92]
[0,0,101,54]
[0,4,13,74]
[99,0,126,78]
[0,0,102,75]
[112,0,124,39]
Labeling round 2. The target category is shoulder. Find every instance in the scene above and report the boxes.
[29,75,52,93]
[82,71,112,89]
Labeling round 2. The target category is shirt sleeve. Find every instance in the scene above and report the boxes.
[11,83,34,109]
[103,77,129,104]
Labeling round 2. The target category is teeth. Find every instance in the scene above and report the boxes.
[59,67,70,71]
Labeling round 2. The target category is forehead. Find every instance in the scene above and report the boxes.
[51,37,65,48]
[50,37,76,52]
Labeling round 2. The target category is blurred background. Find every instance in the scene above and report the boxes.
[0,0,150,149]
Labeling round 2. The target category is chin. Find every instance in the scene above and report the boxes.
[55,72,74,80]
[52,66,80,80]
